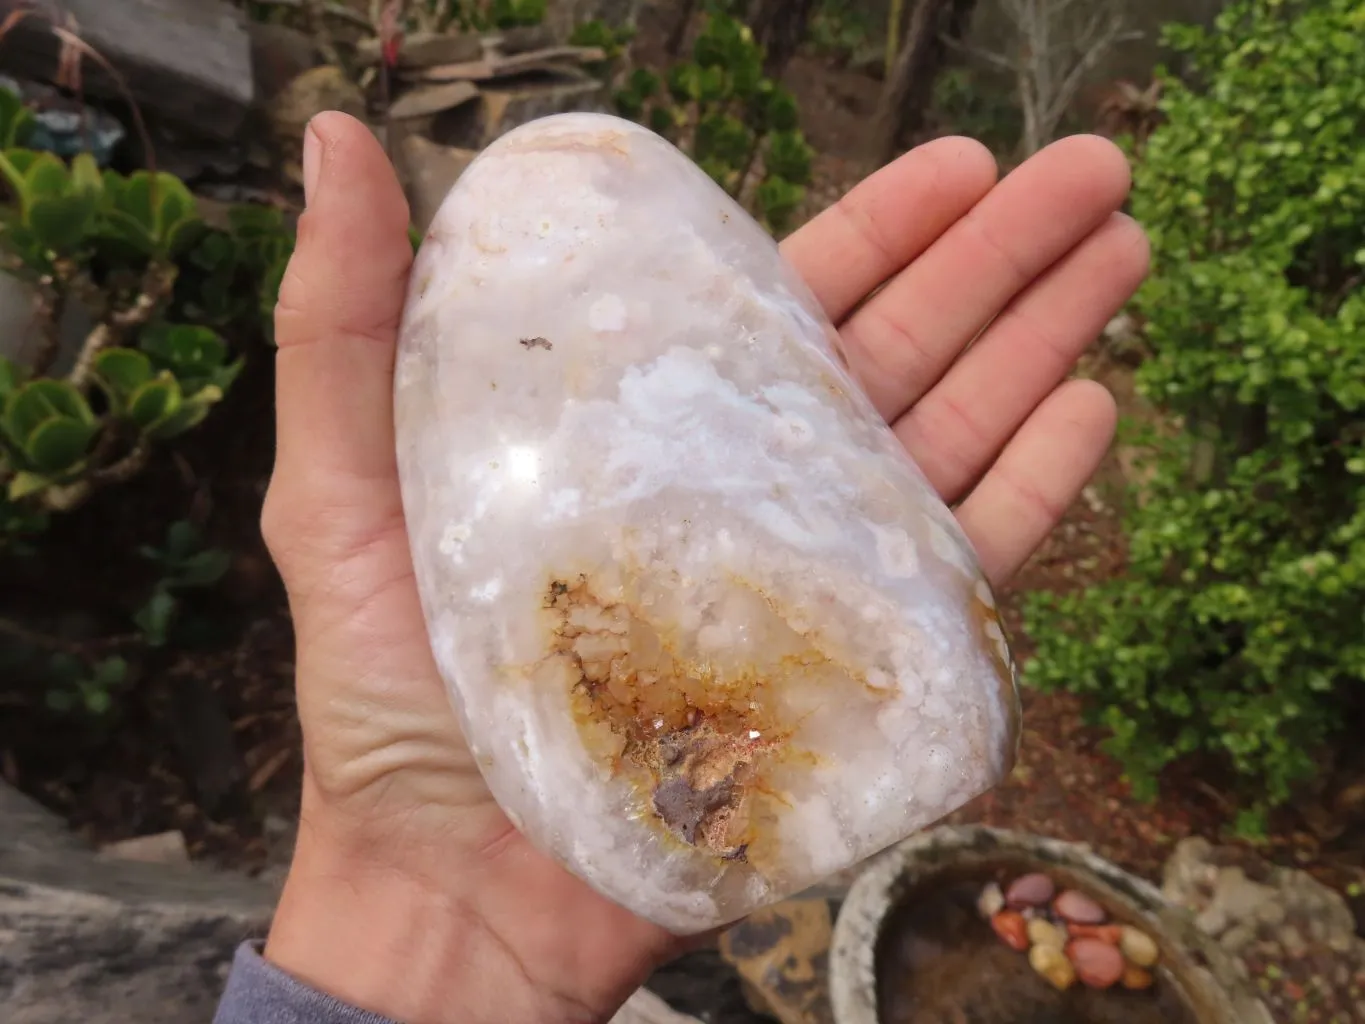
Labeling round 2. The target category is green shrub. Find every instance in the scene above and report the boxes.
[1022,0,1365,829]
[0,86,291,541]
[581,8,815,233]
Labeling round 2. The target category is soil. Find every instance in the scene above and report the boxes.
[1,10,1362,1023]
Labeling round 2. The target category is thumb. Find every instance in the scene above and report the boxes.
[261,112,414,590]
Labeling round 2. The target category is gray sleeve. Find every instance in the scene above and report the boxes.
[214,941,400,1024]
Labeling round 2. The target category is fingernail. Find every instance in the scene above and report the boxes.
[303,122,321,206]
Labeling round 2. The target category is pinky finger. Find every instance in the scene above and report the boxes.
[954,379,1118,587]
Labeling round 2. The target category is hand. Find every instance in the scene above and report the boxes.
[260,112,1148,1024]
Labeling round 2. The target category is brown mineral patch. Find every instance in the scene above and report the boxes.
[507,129,633,160]
[970,591,1022,773]
[541,572,838,870]
[519,336,553,351]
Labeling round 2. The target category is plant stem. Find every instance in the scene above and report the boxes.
[41,440,151,513]
[0,615,138,653]
[885,0,905,80]
[66,262,176,390]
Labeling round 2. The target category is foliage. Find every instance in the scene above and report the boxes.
[931,65,1023,158]
[807,0,875,67]
[1022,0,1365,828]
[581,6,815,233]
[133,518,232,649]
[0,85,292,540]
[31,519,230,719]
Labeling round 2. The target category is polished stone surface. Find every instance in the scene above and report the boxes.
[394,113,1019,933]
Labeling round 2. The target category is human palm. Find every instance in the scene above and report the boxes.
[260,113,1148,1024]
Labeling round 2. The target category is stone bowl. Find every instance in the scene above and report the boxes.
[828,825,1272,1024]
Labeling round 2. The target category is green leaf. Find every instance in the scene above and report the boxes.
[70,153,103,197]
[23,153,69,200]
[134,588,178,647]
[145,385,222,439]
[8,470,54,501]
[113,171,155,230]
[140,323,231,391]
[93,348,154,408]
[0,86,34,148]
[126,375,182,431]
[27,192,97,253]
[0,355,22,397]
[171,547,232,588]
[3,379,94,445]
[0,148,31,204]
[24,416,96,473]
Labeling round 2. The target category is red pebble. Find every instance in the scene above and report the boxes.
[1067,938,1125,989]
[990,910,1030,951]
[1053,889,1107,925]
[1067,923,1123,945]
[1005,872,1056,908]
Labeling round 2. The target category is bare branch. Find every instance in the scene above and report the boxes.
[940,33,1017,74]
[984,0,1141,156]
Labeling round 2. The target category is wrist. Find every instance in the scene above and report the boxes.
[264,809,562,1024]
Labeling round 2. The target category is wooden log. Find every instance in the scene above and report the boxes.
[0,0,254,140]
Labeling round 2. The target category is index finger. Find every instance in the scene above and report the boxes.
[779,136,997,324]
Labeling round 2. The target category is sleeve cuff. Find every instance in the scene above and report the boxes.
[214,941,401,1024]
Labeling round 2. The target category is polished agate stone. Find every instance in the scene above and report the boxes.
[393,113,1019,934]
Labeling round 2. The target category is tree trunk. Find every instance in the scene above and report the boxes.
[870,0,979,165]
[747,0,817,79]
[666,0,700,56]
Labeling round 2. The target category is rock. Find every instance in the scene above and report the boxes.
[1220,923,1256,953]
[267,65,367,186]
[0,0,253,139]
[1066,937,1124,989]
[246,20,319,103]
[393,113,1020,933]
[269,65,368,133]
[0,781,274,1023]
[0,74,125,165]
[1066,922,1121,945]
[1119,925,1159,967]
[397,135,479,235]
[975,881,1004,919]
[718,897,833,1024]
[645,947,768,1024]
[0,272,94,376]
[433,78,609,148]
[1053,889,1106,925]
[1005,871,1054,907]
[412,46,605,84]
[486,25,558,56]
[98,831,189,865]
[1026,918,1066,951]
[1161,836,1218,904]
[357,30,484,69]
[1028,942,1075,991]
[990,910,1029,951]
[1122,964,1155,990]
[1200,868,1276,935]
[389,81,481,121]
[609,988,705,1024]
[1279,924,1309,958]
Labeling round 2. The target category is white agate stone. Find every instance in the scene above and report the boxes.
[393,112,1019,934]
